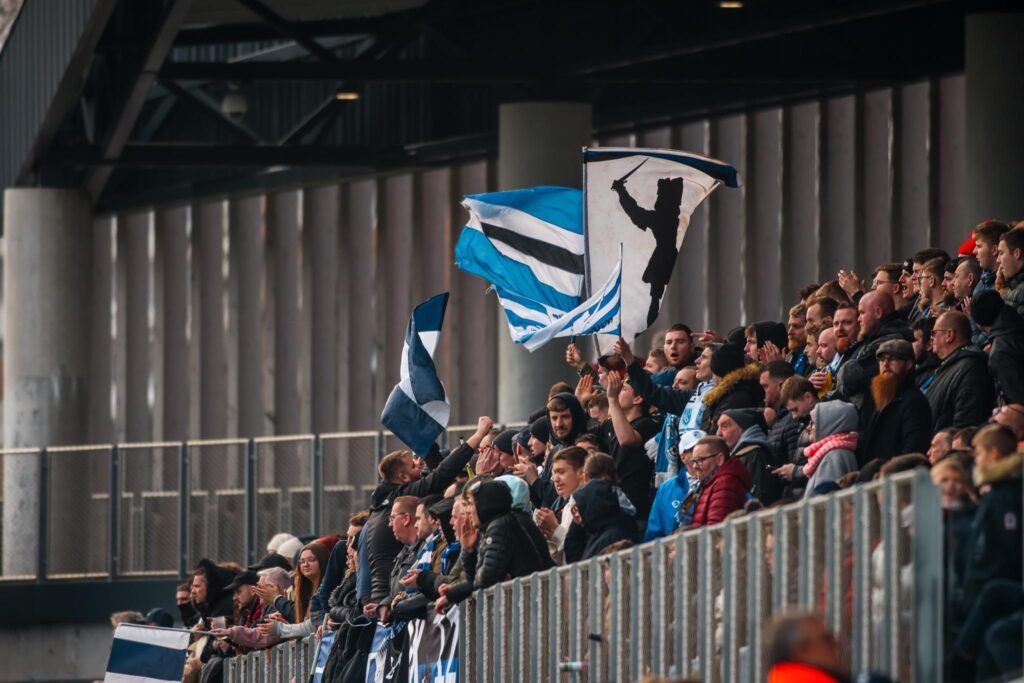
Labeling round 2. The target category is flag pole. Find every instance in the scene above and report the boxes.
[117,623,200,635]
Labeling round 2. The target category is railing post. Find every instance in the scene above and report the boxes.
[178,442,190,579]
[912,468,943,683]
[245,438,257,566]
[109,444,120,580]
[311,435,322,537]
[36,448,48,582]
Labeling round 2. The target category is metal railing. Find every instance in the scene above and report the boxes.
[219,469,940,683]
[0,424,519,581]
[461,468,942,683]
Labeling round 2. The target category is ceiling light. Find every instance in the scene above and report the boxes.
[718,1,744,7]
[335,89,360,101]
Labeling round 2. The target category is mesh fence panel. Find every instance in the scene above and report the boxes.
[188,440,247,566]
[894,477,915,682]
[0,448,42,580]
[47,446,111,578]
[254,436,313,548]
[321,432,379,531]
[118,443,181,576]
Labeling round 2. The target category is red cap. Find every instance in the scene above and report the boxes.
[958,235,975,256]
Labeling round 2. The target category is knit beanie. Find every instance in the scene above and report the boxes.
[972,289,1004,327]
[492,429,516,456]
[529,417,549,443]
[710,343,745,378]
[753,321,788,349]
[722,408,767,433]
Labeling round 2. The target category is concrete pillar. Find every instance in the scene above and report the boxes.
[229,197,263,438]
[496,102,591,422]
[747,109,784,320]
[306,186,339,435]
[157,207,189,440]
[2,188,92,576]
[269,192,301,437]
[709,115,746,329]
[342,180,377,433]
[122,212,151,443]
[782,102,820,291]
[677,121,710,332]
[89,217,114,444]
[965,14,1024,223]
[195,202,227,440]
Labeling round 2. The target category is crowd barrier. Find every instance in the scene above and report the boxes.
[0,424,514,581]
[222,469,943,683]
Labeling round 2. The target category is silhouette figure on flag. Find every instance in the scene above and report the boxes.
[611,165,685,326]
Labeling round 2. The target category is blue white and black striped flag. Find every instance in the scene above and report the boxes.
[104,624,190,683]
[455,186,584,313]
[456,186,619,350]
[380,293,450,455]
[506,251,622,351]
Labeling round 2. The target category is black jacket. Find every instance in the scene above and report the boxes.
[626,358,693,416]
[923,346,996,431]
[701,363,765,430]
[985,305,1024,405]
[445,481,546,603]
[834,313,913,418]
[362,442,475,603]
[1004,269,1024,318]
[858,377,933,465]
[564,479,638,563]
[194,559,237,622]
[767,408,803,467]
[512,509,555,570]
[530,392,588,509]
[956,453,1023,620]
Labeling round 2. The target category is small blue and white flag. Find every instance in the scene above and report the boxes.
[380,292,450,455]
[503,252,623,351]
[104,623,189,683]
[455,186,584,314]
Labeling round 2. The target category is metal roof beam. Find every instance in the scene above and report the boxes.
[55,143,403,167]
[229,0,343,64]
[174,16,384,45]
[85,0,195,200]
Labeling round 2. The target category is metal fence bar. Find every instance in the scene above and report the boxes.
[244,438,257,567]
[530,572,542,683]
[311,435,322,536]
[37,448,48,581]
[912,469,943,683]
[880,475,896,677]
[851,486,868,673]
[109,444,120,579]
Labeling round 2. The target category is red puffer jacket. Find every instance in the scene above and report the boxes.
[690,456,752,527]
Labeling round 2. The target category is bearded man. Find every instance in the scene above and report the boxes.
[857,339,933,465]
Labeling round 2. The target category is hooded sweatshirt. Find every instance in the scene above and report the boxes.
[803,401,859,497]
[644,465,690,541]
[564,479,638,563]
[723,408,780,504]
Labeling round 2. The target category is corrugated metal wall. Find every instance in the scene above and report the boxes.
[90,75,966,439]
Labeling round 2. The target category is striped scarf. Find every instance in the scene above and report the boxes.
[441,540,460,575]
[406,530,441,594]
[802,431,858,477]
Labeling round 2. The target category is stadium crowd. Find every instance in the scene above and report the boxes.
[123,220,1023,683]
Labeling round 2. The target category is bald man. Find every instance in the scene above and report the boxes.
[833,290,914,423]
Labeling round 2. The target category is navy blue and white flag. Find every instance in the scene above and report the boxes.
[455,186,584,313]
[381,293,450,455]
[584,148,740,354]
[499,252,622,351]
[104,624,189,683]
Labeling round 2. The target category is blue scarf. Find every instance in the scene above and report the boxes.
[440,539,460,575]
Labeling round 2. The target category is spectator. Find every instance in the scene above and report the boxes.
[600,371,660,520]
[266,533,298,558]
[192,559,237,623]
[997,227,1024,316]
[574,432,607,454]
[702,343,765,428]
[952,426,978,452]
[924,311,995,430]
[533,446,586,564]
[993,404,1024,447]
[871,263,909,311]
[143,608,174,629]
[110,611,144,630]
[292,542,329,623]
[831,304,861,366]
[717,408,779,504]
[787,303,811,375]
[442,480,547,606]
[645,429,703,541]
[743,320,788,363]
[765,612,848,683]
[686,436,751,527]
[495,474,555,570]
[618,338,715,434]
[931,458,976,588]
[971,219,1010,299]
[361,416,491,614]
[859,339,932,465]
[673,366,698,392]
[806,296,839,329]
[564,477,638,562]
[952,256,981,307]
[834,291,912,423]
[801,401,859,497]
[812,327,837,396]
[927,428,956,465]
[760,360,801,466]
[645,348,668,374]
[971,289,1024,405]
[177,581,199,627]
[584,394,609,424]
[582,451,637,516]
[918,257,950,317]
[521,393,587,509]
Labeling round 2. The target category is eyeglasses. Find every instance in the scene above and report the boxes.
[686,454,719,467]
[388,512,410,521]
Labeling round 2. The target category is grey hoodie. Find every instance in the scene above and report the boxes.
[804,400,859,497]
